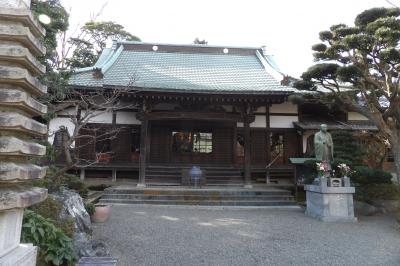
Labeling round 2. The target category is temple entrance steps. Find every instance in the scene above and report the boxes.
[99,186,298,207]
[145,165,244,186]
[255,166,295,184]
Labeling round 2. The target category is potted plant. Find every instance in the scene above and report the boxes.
[90,204,111,223]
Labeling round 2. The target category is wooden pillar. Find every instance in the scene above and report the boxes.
[112,168,117,182]
[138,117,148,187]
[232,123,237,165]
[80,168,85,181]
[243,112,252,188]
[265,104,271,183]
[146,122,151,162]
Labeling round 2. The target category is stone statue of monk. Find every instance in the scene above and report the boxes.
[314,124,334,164]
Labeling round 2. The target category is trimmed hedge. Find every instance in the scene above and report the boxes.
[351,166,393,185]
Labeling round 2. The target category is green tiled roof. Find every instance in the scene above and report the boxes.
[69,41,296,94]
[293,121,378,131]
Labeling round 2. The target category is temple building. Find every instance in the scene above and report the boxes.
[49,41,379,187]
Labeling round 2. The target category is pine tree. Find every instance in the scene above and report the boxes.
[332,131,364,166]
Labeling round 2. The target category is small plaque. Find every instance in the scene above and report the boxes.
[329,178,342,187]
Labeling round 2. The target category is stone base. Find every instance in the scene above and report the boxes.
[0,244,37,266]
[305,209,358,222]
[305,184,357,222]
[0,209,23,257]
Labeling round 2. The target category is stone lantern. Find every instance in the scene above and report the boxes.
[0,0,48,265]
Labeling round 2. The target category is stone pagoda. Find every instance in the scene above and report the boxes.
[0,0,48,265]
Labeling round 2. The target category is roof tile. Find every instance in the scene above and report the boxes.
[69,42,296,94]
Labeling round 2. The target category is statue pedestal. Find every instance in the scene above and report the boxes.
[305,179,357,222]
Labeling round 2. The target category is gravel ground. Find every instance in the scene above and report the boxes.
[92,205,400,266]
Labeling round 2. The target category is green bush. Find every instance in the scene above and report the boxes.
[29,197,75,238]
[84,202,95,216]
[31,178,50,189]
[303,159,317,170]
[21,210,76,266]
[63,174,88,198]
[332,131,365,166]
[351,166,393,185]
[31,166,88,199]
[355,183,400,202]
[303,174,316,185]
[87,184,111,191]
[302,159,318,184]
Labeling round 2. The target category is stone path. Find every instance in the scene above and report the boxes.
[92,205,400,266]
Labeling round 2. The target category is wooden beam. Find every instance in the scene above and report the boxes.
[144,111,245,122]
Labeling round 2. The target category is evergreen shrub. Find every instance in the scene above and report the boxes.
[29,197,75,238]
[21,210,76,266]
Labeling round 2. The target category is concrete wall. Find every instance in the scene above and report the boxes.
[270,102,297,114]
[269,101,298,128]
[270,115,298,128]
[237,115,266,128]
[236,102,297,129]
[255,106,266,113]
[86,111,113,124]
[348,112,368,121]
[116,111,141,125]
[57,107,77,116]
[48,110,142,143]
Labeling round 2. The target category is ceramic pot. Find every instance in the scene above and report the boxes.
[91,204,111,223]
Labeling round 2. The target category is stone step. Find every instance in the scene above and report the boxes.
[77,257,118,266]
[99,198,298,206]
[146,172,242,177]
[145,177,244,184]
[205,183,244,187]
[101,194,294,201]
[145,173,243,178]
[145,173,181,177]
[148,165,238,170]
[205,178,244,182]
[104,188,292,196]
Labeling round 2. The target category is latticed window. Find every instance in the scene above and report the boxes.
[193,132,212,153]
[95,136,111,153]
[172,131,213,154]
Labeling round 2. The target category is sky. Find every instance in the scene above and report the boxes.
[60,0,394,78]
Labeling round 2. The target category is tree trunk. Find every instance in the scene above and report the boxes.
[389,132,400,184]
[53,139,75,180]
